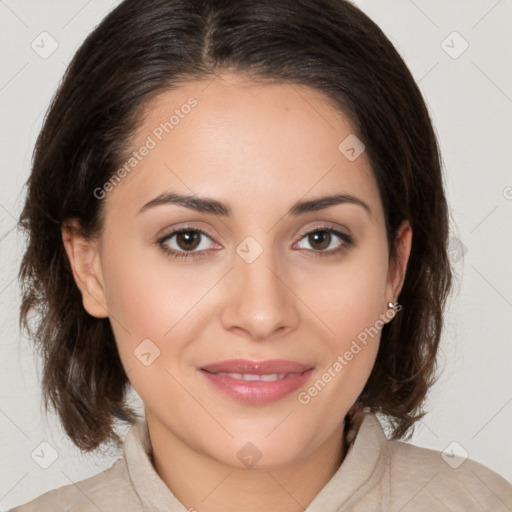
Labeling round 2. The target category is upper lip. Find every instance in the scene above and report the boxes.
[200,359,313,375]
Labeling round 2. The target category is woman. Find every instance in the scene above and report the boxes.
[12,0,512,510]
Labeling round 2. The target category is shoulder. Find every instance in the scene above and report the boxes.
[10,458,142,512]
[385,436,512,511]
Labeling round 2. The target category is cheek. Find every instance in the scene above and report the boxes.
[100,238,219,392]
[296,238,389,399]
[101,233,197,337]
[301,240,389,343]
[98,236,179,380]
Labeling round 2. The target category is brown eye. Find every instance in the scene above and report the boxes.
[175,230,202,251]
[295,226,354,255]
[158,227,218,260]
[307,230,332,251]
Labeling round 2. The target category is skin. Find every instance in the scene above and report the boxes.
[62,72,412,512]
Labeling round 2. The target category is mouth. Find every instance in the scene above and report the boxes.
[198,359,314,404]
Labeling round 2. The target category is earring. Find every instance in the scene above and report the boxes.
[386,301,399,321]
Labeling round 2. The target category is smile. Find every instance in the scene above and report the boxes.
[212,372,296,381]
[199,359,314,404]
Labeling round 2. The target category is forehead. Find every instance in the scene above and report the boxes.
[104,73,382,222]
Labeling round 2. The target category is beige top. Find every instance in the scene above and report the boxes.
[11,413,512,511]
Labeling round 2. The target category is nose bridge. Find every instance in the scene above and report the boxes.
[221,234,299,340]
[238,241,281,294]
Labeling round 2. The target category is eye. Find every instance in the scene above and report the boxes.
[157,227,219,260]
[294,226,353,256]
[157,224,354,261]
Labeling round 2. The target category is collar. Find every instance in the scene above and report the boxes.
[124,412,390,511]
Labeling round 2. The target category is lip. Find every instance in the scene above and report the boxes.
[199,359,314,404]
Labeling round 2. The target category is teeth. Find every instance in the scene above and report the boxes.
[216,372,289,381]
[260,373,285,381]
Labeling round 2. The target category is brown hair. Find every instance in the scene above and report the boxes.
[18,0,452,451]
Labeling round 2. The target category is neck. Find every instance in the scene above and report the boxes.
[147,418,347,512]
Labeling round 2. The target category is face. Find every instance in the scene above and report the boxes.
[64,72,411,469]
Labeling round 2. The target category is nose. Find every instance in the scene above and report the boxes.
[220,243,300,342]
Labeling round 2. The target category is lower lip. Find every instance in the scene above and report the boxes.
[199,368,314,404]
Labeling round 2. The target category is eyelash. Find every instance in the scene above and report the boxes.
[156,225,354,261]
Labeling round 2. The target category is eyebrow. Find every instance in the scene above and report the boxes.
[138,192,372,218]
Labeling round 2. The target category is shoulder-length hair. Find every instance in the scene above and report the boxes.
[18,0,452,451]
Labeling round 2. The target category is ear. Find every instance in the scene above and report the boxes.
[385,219,412,309]
[61,219,109,318]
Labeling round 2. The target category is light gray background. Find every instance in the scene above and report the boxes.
[1,0,511,509]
